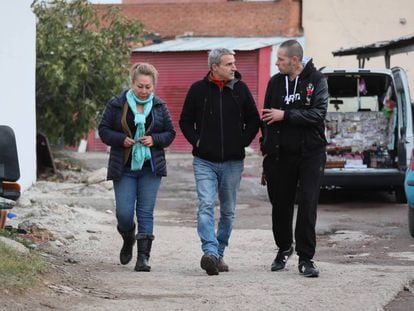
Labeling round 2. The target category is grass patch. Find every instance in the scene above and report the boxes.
[0,229,33,248]
[0,240,48,291]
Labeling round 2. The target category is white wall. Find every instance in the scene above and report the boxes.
[0,1,36,190]
[303,0,414,95]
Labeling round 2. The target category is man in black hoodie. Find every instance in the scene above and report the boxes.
[261,40,328,277]
[180,48,260,275]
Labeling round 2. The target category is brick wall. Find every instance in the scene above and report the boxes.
[123,0,226,3]
[95,0,301,38]
[86,129,109,152]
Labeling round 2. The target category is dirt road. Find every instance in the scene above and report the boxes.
[1,151,414,310]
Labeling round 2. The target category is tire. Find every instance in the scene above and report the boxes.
[409,207,414,238]
[395,186,407,204]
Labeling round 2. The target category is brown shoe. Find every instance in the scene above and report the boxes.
[218,257,229,272]
[200,254,219,275]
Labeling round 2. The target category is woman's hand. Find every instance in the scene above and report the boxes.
[139,135,154,147]
[123,137,135,148]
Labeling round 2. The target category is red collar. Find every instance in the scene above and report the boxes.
[209,72,226,90]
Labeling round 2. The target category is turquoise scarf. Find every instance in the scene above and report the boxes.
[126,89,153,171]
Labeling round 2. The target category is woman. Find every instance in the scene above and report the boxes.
[99,63,175,272]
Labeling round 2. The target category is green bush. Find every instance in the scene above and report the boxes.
[32,0,145,145]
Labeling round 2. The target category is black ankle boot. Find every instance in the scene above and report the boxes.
[118,225,136,265]
[135,234,154,272]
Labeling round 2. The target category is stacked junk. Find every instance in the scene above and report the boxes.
[325,111,395,169]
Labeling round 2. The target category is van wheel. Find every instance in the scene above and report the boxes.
[395,187,407,204]
[409,207,414,238]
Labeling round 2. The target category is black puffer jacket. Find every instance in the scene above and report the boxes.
[179,71,260,162]
[98,90,176,180]
[261,59,328,156]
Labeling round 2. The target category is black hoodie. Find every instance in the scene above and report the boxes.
[180,71,260,162]
[261,59,329,156]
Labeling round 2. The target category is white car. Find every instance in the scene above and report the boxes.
[320,67,413,203]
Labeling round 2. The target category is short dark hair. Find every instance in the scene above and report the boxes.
[280,39,303,61]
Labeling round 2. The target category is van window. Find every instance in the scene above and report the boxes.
[412,103,414,136]
[326,74,392,113]
[327,96,378,112]
[393,73,408,133]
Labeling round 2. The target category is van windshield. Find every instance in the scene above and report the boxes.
[326,74,393,112]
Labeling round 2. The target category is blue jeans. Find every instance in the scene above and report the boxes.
[193,157,244,258]
[113,166,161,235]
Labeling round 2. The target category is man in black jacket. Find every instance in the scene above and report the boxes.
[261,40,328,277]
[180,48,260,275]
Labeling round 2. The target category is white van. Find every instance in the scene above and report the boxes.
[320,67,413,202]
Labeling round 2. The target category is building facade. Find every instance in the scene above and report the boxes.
[303,0,414,91]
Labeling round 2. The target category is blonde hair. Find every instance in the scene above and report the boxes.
[130,62,159,86]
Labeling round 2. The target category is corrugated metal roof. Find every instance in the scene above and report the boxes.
[331,34,414,68]
[132,36,294,52]
[332,34,414,57]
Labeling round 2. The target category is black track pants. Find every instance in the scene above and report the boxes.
[263,148,326,260]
